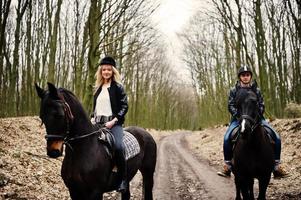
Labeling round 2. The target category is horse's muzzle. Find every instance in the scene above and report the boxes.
[47,141,64,158]
[47,149,62,158]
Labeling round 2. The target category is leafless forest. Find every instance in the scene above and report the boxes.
[0,0,300,128]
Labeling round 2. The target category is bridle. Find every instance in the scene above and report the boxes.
[240,113,259,133]
[237,90,260,134]
[44,94,74,141]
[42,93,108,151]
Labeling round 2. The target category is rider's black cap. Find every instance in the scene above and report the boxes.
[238,65,253,77]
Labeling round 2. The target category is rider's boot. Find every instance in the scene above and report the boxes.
[117,156,128,193]
[217,161,232,177]
[273,161,289,178]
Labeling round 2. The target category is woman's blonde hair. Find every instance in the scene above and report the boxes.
[94,65,121,91]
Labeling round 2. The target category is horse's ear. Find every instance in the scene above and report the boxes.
[35,83,45,98]
[251,80,258,91]
[47,82,59,98]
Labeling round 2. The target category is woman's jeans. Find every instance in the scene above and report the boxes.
[111,125,126,179]
[223,119,281,162]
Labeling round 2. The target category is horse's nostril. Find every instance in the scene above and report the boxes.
[47,149,62,158]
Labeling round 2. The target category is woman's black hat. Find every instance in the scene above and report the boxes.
[100,56,116,67]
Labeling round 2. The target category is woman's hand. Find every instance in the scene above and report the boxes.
[105,117,118,129]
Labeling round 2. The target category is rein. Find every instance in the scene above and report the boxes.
[46,125,110,152]
[63,129,102,151]
[43,91,111,151]
[64,127,111,151]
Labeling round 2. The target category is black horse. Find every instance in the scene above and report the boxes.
[232,89,274,200]
[35,82,157,200]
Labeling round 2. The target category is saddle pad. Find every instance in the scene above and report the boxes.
[123,131,140,160]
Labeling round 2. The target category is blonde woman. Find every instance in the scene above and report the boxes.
[91,56,129,193]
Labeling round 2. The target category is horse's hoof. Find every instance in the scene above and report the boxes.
[117,181,128,193]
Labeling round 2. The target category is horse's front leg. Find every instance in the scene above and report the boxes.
[238,177,250,200]
[234,176,242,200]
[121,182,130,200]
[249,178,255,200]
[257,176,270,200]
[69,188,82,200]
[88,190,103,200]
[69,188,103,200]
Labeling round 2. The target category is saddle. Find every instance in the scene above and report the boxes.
[97,128,141,161]
[263,126,276,144]
[230,125,275,145]
[230,126,240,143]
[97,128,115,156]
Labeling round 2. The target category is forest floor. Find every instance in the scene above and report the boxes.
[0,117,300,199]
[186,118,301,200]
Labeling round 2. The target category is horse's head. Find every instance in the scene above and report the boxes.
[35,82,74,158]
[235,89,259,136]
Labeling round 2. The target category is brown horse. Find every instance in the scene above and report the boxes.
[233,89,274,200]
[35,82,157,200]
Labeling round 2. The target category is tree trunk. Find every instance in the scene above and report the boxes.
[47,0,63,83]
[83,0,101,113]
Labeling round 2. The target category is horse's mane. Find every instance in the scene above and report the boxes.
[58,88,77,101]
[58,88,89,120]
[236,88,257,106]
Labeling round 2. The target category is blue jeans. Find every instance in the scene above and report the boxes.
[223,120,239,161]
[261,120,281,161]
[111,125,127,181]
[223,119,281,161]
[111,125,126,159]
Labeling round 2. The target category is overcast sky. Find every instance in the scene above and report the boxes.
[10,0,207,83]
[151,0,205,83]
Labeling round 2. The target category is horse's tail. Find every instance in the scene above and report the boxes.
[125,126,157,199]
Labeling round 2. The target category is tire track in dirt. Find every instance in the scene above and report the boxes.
[154,132,235,200]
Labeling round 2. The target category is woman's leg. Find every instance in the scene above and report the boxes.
[111,125,127,192]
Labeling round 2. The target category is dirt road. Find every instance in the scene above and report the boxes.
[1,117,300,199]
[153,132,235,200]
[2,117,237,200]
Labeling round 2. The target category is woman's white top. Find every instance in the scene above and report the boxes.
[95,83,113,116]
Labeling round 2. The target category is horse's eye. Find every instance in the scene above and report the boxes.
[55,113,64,117]
[54,111,64,117]
[50,109,64,117]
